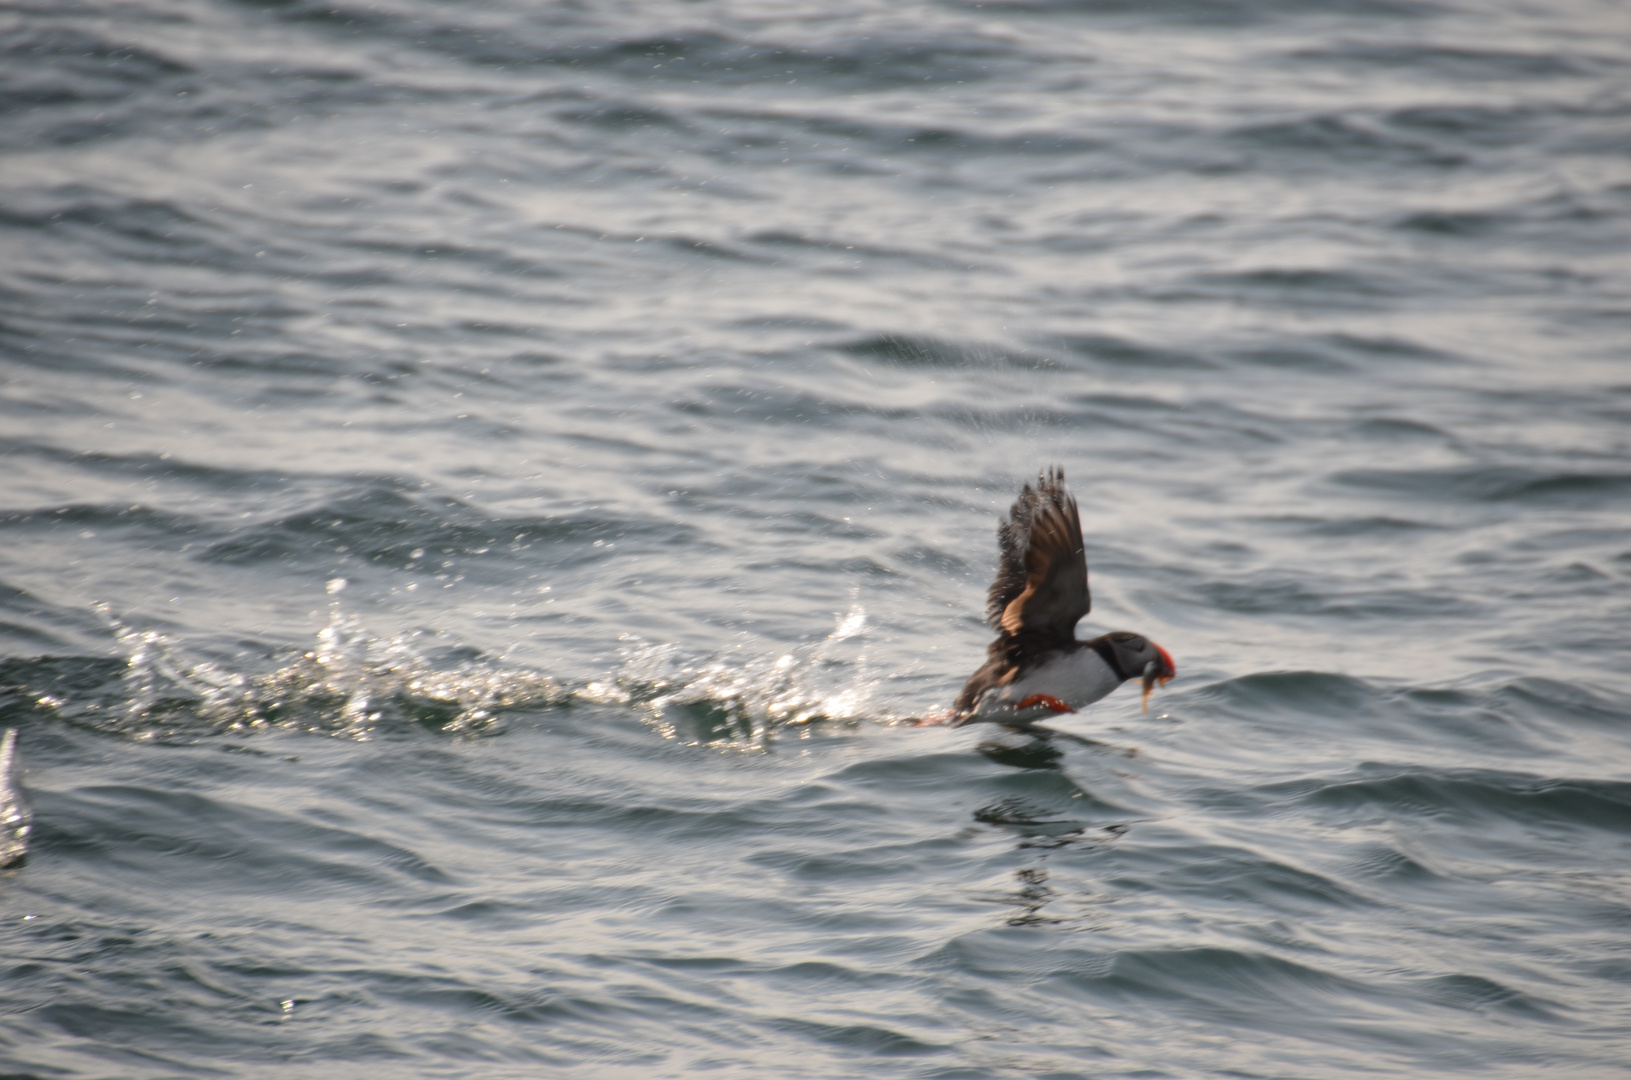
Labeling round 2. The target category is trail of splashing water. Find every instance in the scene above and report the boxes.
[600,604,884,749]
[44,592,889,747]
[65,583,567,741]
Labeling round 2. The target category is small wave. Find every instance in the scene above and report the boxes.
[1492,676,1631,729]
[409,23,1011,91]
[1333,465,1631,506]
[767,1015,943,1056]
[1414,972,1570,1022]
[838,333,1053,371]
[1195,574,1476,620]
[0,23,192,109]
[1231,113,1463,168]
[1200,670,1385,714]
[1296,766,1631,834]
[949,0,1430,24]
[1394,208,1503,237]
[1055,332,1217,371]
[1191,266,1408,310]
[1084,945,1371,1011]
[196,482,691,581]
[1294,41,1595,81]
[1385,103,1546,148]
[50,782,455,889]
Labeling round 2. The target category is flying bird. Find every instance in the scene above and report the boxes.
[947,467,1174,726]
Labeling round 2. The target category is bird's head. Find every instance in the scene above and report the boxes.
[1104,631,1176,712]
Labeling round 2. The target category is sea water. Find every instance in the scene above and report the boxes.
[2,1,1630,1076]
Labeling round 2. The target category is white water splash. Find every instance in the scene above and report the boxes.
[612,604,879,748]
[68,597,566,741]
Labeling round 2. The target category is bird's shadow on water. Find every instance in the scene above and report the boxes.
[969,723,1143,927]
[973,720,1131,771]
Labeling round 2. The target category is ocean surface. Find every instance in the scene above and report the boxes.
[3,0,1631,1076]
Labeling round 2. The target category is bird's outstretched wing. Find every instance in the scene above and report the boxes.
[984,467,1090,642]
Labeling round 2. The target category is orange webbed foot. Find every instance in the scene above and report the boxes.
[1013,693,1076,715]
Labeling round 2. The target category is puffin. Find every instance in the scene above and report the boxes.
[948,467,1174,726]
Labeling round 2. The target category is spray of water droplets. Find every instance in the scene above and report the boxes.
[599,604,885,749]
[42,586,569,741]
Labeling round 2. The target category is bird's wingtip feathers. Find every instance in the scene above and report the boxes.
[983,465,1084,632]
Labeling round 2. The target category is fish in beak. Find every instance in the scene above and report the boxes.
[1140,644,1176,713]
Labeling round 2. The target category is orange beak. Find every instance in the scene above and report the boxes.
[1140,645,1176,713]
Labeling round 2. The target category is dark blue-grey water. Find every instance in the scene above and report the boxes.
[4,1,1631,1076]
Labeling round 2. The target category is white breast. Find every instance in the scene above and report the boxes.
[973,648,1122,720]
